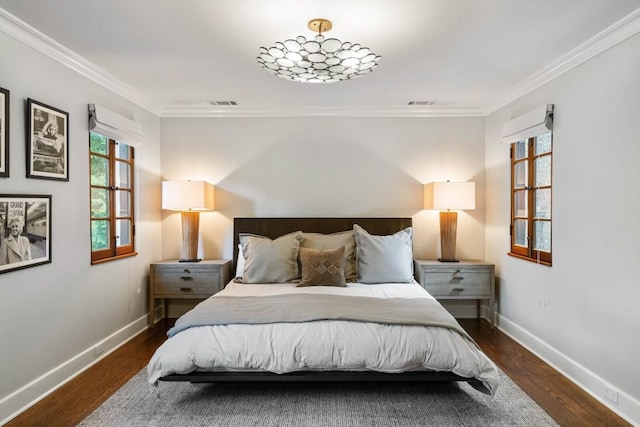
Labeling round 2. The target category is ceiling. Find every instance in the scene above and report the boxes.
[1,0,639,117]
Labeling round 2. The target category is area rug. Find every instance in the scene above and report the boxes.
[79,369,558,426]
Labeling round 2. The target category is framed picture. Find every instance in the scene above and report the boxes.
[26,99,69,181]
[0,194,52,274]
[0,86,8,178]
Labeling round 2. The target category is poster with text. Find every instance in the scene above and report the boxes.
[0,194,52,274]
[27,99,69,181]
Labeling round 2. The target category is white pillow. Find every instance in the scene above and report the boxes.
[353,224,414,283]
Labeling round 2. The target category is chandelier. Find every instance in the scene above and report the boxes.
[257,18,381,83]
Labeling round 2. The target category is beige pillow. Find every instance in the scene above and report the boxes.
[301,231,357,282]
[297,246,347,287]
[239,231,302,283]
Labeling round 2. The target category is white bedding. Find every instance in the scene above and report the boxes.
[147,281,499,394]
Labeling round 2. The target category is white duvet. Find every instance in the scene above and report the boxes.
[147,281,499,394]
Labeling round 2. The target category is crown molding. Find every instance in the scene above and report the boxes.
[484,7,640,114]
[159,105,485,118]
[0,8,160,115]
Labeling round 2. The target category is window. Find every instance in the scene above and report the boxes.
[509,132,552,265]
[90,132,136,263]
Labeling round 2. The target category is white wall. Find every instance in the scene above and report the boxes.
[485,34,640,423]
[160,117,487,316]
[0,32,162,423]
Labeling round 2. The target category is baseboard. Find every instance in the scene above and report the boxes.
[497,314,640,426]
[0,314,148,426]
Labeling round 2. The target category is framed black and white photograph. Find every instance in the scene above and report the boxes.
[0,86,8,178]
[26,99,69,181]
[0,194,52,274]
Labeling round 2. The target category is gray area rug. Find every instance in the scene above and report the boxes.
[80,369,558,426]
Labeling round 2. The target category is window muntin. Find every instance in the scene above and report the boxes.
[510,132,552,265]
[90,132,136,263]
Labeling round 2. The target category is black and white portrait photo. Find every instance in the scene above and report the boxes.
[0,195,52,274]
[27,99,69,181]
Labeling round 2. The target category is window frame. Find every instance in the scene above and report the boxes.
[89,133,137,264]
[509,134,552,266]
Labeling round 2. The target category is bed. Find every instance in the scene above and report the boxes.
[147,218,499,395]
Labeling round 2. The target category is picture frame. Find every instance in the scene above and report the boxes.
[0,86,8,178]
[26,98,69,181]
[0,194,52,274]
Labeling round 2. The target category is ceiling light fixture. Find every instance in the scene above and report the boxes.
[257,18,381,83]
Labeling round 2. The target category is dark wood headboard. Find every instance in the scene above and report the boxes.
[232,217,412,273]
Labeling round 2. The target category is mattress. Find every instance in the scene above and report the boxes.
[147,280,500,394]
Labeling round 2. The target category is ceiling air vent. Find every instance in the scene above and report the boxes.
[209,101,239,106]
[407,101,436,106]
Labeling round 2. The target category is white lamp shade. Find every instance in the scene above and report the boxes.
[424,182,475,211]
[162,181,214,211]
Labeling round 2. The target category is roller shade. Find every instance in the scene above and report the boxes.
[501,104,553,143]
[88,104,144,147]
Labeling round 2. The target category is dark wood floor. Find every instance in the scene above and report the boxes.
[6,318,630,427]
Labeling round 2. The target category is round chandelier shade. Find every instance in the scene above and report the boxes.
[257,19,381,83]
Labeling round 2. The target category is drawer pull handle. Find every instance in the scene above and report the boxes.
[453,288,464,292]
[180,287,193,292]
[452,276,464,281]
[183,269,191,273]
[180,276,193,281]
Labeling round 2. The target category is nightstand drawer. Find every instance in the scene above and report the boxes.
[153,270,220,296]
[421,269,491,297]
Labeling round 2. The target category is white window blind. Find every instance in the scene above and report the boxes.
[501,104,553,143]
[88,104,144,147]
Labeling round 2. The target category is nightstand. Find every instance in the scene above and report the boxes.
[414,260,495,328]
[149,259,231,327]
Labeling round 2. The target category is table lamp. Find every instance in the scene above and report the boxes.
[162,180,214,262]
[424,181,475,262]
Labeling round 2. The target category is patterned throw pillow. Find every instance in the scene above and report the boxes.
[300,231,357,282]
[297,246,347,287]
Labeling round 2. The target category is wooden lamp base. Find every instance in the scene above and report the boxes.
[438,211,459,262]
[180,211,201,262]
